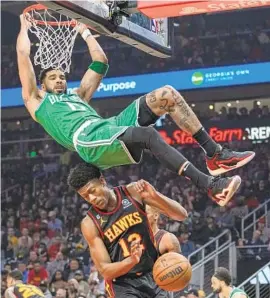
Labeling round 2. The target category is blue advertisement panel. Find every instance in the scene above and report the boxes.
[2,62,270,107]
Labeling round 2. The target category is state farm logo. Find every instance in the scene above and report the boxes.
[179,6,206,14]
[159,125,270,145]
[178,1,270,16]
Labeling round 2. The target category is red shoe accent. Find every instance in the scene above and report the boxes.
[207,151,255,176]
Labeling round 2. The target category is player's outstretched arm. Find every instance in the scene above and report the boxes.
[81,216,141,280]
[159,232,181,255]
[76,24,108,103]
[16,14,39,121]
[128,180,188,221]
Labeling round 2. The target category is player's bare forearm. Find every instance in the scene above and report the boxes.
[17,27,31,56]
[17,15,39,120]
[100,257,137,280]
[77,69,104,102]
[77,26,108,102]
[129,181,188,221]
[85,33,108,63]
[161,233,182,254]
[150,191,188,221]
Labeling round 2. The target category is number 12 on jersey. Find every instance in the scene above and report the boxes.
[119,233,145,257]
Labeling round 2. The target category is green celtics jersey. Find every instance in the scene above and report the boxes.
[229,287,248,298]
[35,92,101,150]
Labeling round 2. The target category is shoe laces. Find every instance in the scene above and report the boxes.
[221,144,233,152]
[209,175,224,190]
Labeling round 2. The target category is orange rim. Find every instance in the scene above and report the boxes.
[23,3,78,27]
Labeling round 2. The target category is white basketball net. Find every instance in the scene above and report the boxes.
[27,8,79,73]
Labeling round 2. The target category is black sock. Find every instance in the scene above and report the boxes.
[182,162,211,189]
[193,127,219,157]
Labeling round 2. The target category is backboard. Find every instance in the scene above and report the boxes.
[40,1,173,58]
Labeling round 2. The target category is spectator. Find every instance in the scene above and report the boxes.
[7,228,18,251]
[186,289,199,298]
[74,270,90,296]
[48,236,62,261]
[67,279,79,298]
[245,230,264,258]
[87,277,103,298]
[50,270,68,293]
[40,228,50,247]
[47,252,67,278]
[231,196,249,233]
[48,211,63,235]
[16,236,31,261]
[64,259,81,281]
[256,180,270,203]
[257,217,270,244]
[55,288,67,298]
[18,228,33,248]
[179,232,196,258]
[216,207,235,230]
[17,261,29,283]
[40,280,53,298]
[28,260,49,286]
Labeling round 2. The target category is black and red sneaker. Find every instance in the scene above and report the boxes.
[208,175,241,206]
[206,146,255,176]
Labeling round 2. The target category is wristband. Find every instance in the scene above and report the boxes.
[89,61,109,76]
[82,29,92,41]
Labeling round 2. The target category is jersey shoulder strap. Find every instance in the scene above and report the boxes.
[230,288,248,298]
[155,229,167,255]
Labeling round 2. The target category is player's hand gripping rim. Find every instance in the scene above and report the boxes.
[20,13,33,30]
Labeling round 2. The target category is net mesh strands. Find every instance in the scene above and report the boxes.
[25,6,79,73]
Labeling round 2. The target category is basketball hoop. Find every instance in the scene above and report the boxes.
[23,4,79,73]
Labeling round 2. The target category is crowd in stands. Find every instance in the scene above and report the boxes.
[2,8,270,88]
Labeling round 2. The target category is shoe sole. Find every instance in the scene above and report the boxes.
[208,152,255,176]
[216,175,242,207]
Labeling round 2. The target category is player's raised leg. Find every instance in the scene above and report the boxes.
[144,86,255,175]
[120,124,241,206]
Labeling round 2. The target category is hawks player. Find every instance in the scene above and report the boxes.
[5,270,44,298]
[146,205,181,256]
[67,163,188,298]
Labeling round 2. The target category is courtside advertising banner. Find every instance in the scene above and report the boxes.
[156,119,270,145]
[137,0,270,18]
[2,62,270,107]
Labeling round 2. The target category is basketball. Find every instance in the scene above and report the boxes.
[153,252,192,292]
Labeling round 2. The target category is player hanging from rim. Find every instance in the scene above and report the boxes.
[211,267,249,298]
[17,14,255,206]
[146,205,181,255]
[67,163,188,298]
[5,270,45,298]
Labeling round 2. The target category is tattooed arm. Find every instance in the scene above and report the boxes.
[159,232,181,255]
[145,86,202,135]
[76,24,108,103]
